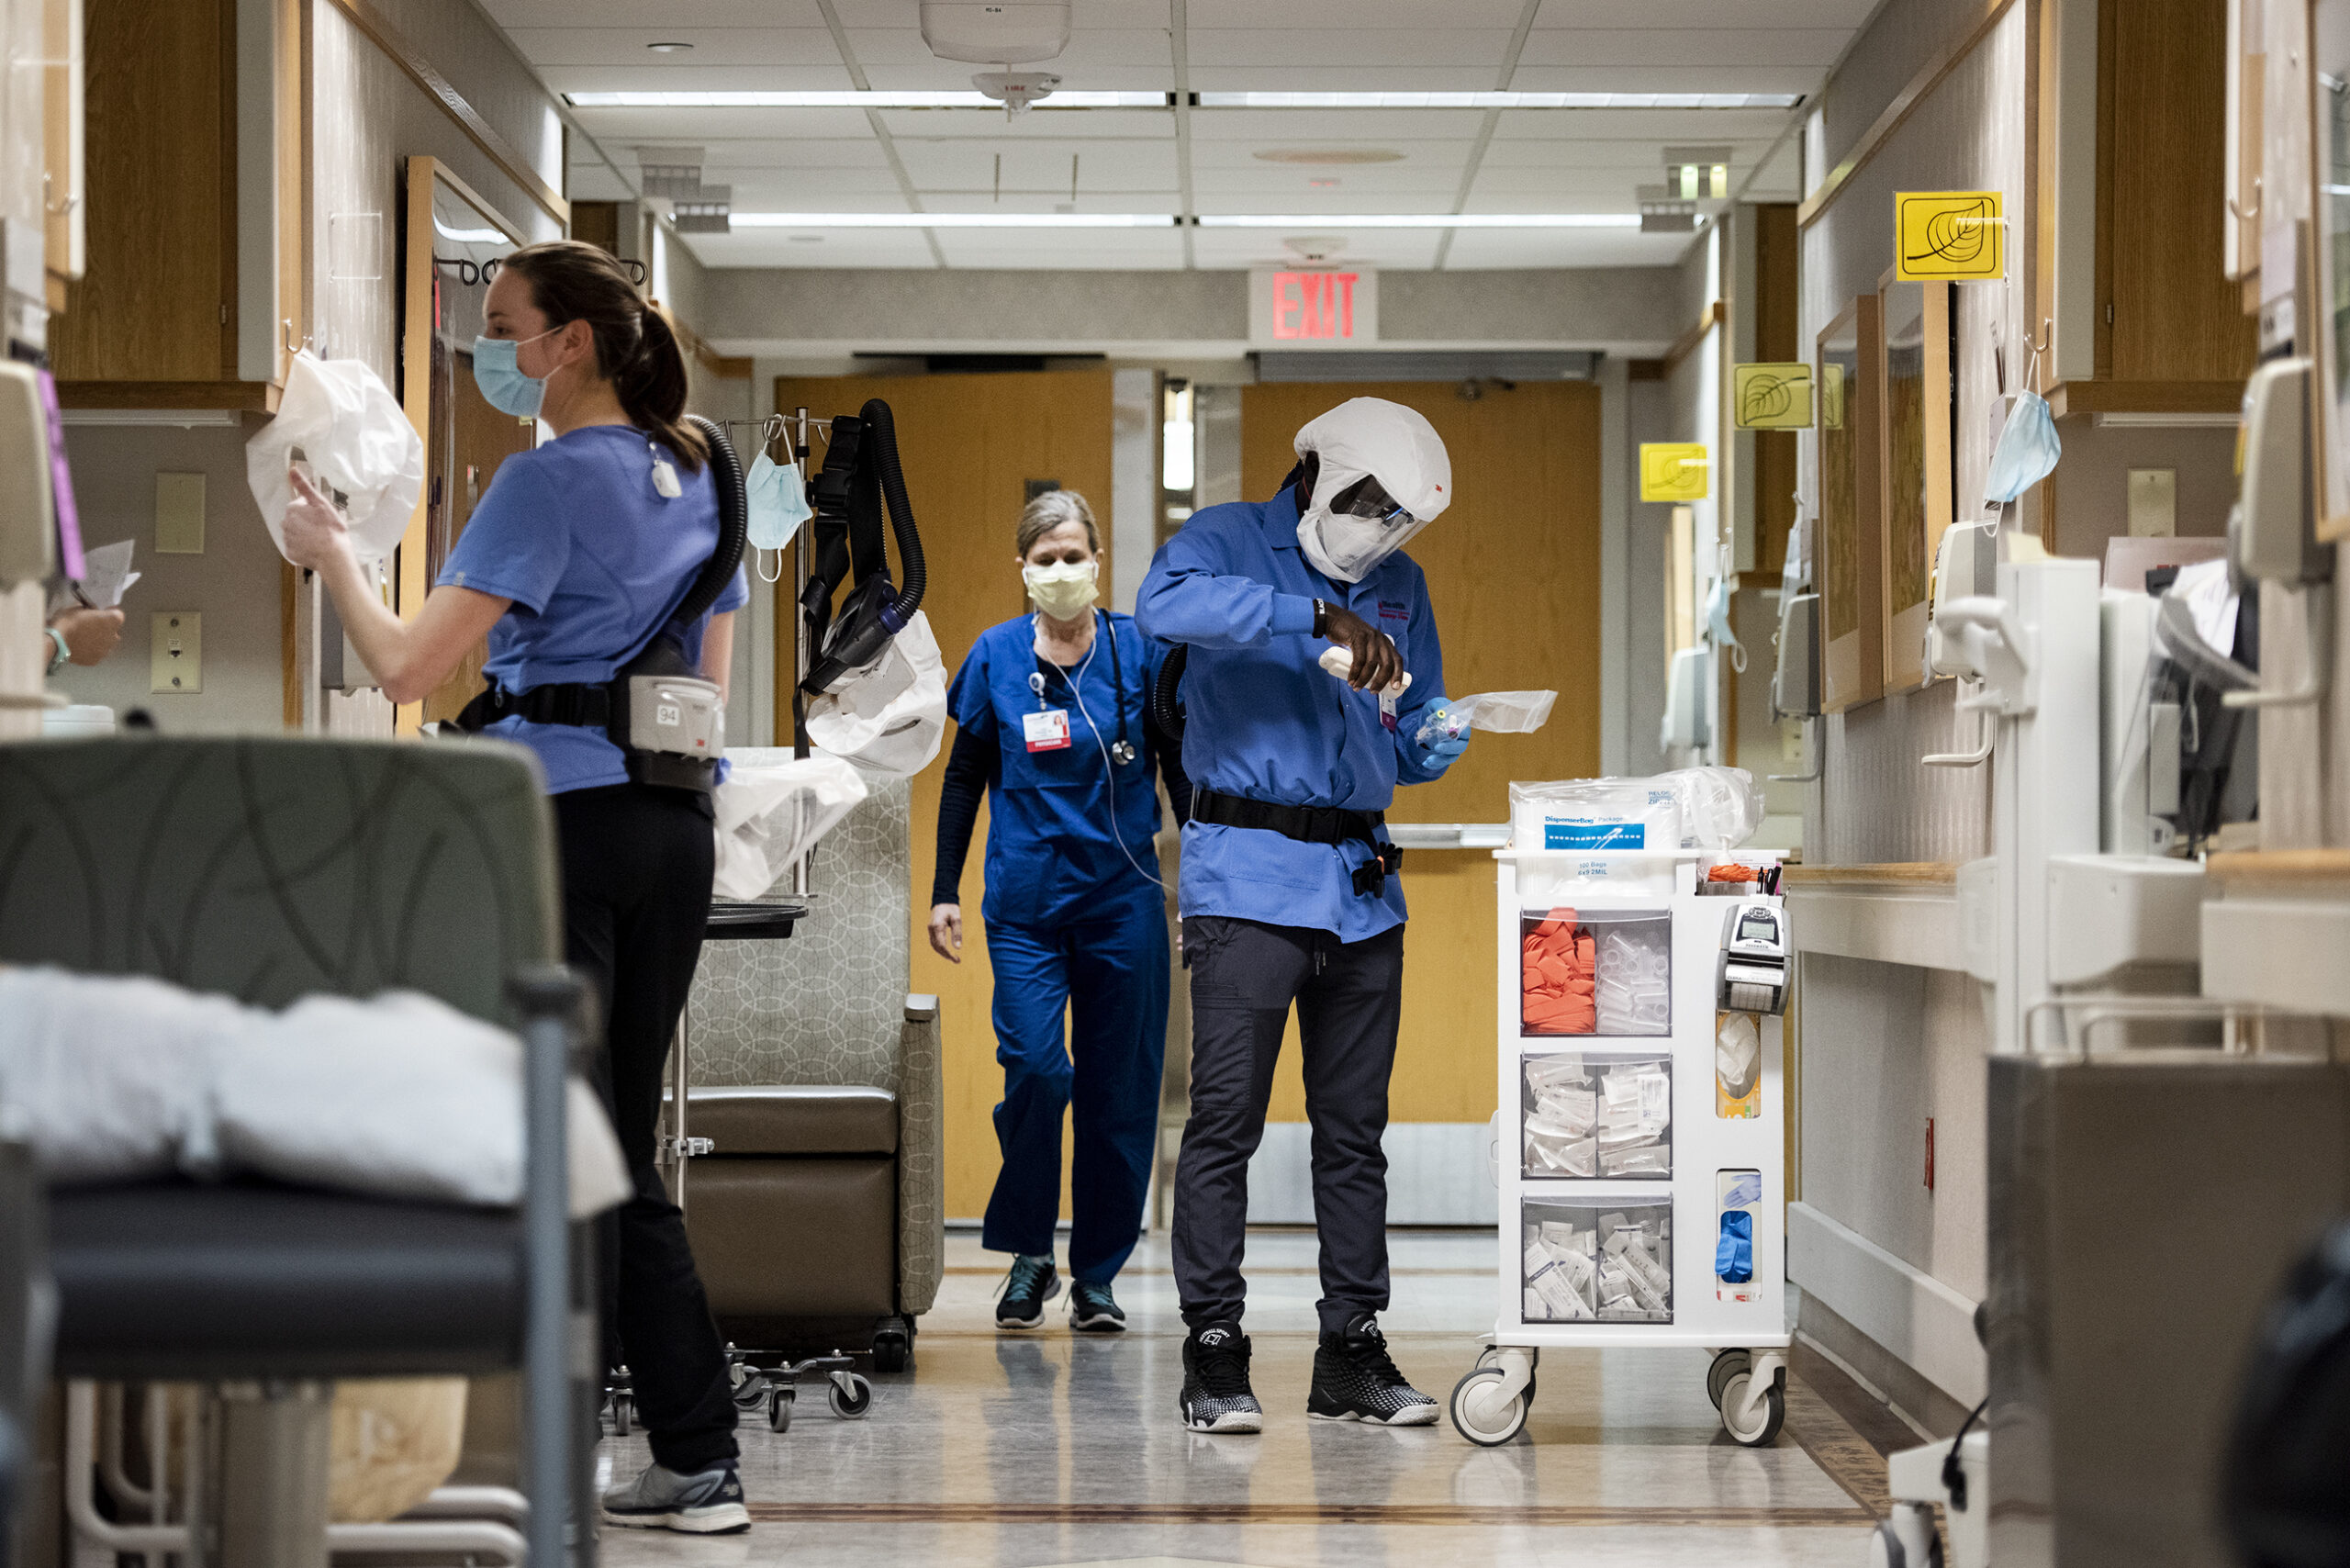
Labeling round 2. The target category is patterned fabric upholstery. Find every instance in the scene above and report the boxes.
[0,736,559,1018]
[685,774,941,1315]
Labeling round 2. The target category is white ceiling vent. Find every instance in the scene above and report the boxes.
[920,2,1070,65]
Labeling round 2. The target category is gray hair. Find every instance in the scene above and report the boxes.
[1016,488,1100,558]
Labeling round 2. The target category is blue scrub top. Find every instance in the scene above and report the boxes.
[437,423,750,794]
[1135,486,1447,942]
[947,611,1172,930]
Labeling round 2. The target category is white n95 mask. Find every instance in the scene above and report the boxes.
[1023,558,1100,620]
[1291,398,1452,583]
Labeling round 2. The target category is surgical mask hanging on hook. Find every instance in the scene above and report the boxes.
[745,450,812,584]
[1705,553,1746,673]
[1984,389,2061,508]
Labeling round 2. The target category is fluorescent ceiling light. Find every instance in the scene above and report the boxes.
[1197,91,1801,109]
[1197,213,1640,229]
[731,212,1178,228]
[566,90,1163,109]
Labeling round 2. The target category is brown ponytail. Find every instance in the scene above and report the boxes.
[499,239,710,472]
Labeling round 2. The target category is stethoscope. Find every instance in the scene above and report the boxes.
[1029,610,1137,766]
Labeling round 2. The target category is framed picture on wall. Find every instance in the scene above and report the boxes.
[2312,6,2350,539]
[1877,272,1955,690]
[1816,297,1884,711]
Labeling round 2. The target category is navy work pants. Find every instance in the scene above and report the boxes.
[980,879,1170,1283]
[1172,915,1405,1335]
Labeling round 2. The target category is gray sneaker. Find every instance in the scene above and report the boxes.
[600,1460,752,1534]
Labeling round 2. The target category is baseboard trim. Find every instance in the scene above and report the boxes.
[1787,1200,1984,1410]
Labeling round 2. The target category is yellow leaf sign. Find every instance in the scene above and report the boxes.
[1734,363,1813,429]
[1896,190,2004,281]
[1639,442,1708,502]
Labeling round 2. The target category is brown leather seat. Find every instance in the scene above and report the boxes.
[681,1085,902,1336]
[688,1085,897,1156]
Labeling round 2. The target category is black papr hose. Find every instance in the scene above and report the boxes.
[860,398,925,630]
[1151,643,1188,743]
[676,414,748,627]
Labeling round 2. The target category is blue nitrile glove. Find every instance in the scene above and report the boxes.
[1408,727,1469,777]
[1715,1209,1754,1283]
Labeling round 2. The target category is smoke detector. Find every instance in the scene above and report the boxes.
[921,2,1070,64]
[973,71,1061,116]
[1281,235,1348,263]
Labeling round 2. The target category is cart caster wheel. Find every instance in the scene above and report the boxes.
[828,1372,874,1418]
[767,1388,794,1433]
[1473,1346,1537,1402]
[732,1372,769,1412]
[610,1393,633,1436]
[1449,1368,1529,1447]
[873,1319,913,1373]
[1718,1368,1785,1446]
[1869,1502,1943,1568]
[1707,1349,1751,1410]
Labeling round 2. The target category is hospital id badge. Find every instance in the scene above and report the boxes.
[1024,709,1072,752]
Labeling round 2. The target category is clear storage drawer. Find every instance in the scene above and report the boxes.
[1521,1197,1673,1323]
[1521,1052,1672,1179]
[1519,908,1672,1036]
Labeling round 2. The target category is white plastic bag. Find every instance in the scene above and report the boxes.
[247,352,427,565]
[1656,766,1766,851]
[711,751,869,900]
[804,610,946,778]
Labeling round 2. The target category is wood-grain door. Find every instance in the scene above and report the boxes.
[1237,379,1602,1129]
[773,370,1115,1221]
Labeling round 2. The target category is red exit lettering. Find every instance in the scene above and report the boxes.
[1271,271,1359,341]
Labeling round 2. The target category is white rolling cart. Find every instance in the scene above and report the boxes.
[1448,802,1791,1450]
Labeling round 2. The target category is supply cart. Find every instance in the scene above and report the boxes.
[1449,779,1790,1449]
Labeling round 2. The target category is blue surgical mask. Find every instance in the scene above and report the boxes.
[1985,390,2061,507]
[471,327,560,419]
[1706,573,1746,672]
[745,451,813,551]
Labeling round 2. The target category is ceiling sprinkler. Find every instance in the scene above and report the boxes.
[973,71,1060,117]
[1281,235,1348,263]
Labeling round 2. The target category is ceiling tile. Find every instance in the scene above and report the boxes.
[481,0,828,25]
[1189,228,1445,269]
[1532,0,1876,26]
[1186,29,1516,67]
[567,105,878,140]
[1188,107,1493,140]
[1503,65,1824,94]
[679,230,938,267]
[875,107,1175,140]
[1436,227,1698,271]
[539,65,859,93]
[504,27,842,66]
[1488,106,1798,140]
[1516,28,1848,68]
[1189,0,1534,26]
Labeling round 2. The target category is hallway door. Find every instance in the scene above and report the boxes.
[772,370,1116,1223]
[1237,380,1602,1190]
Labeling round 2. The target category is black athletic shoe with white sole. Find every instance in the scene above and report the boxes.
[1179,1321,1264,1433]
[1069,1279,1126,1332]
[995,1254,1061,1329]
[1307,1313,1439,1426]
[599,1461,752,1533]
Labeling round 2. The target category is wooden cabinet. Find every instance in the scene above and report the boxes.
[2050,0,2256,416]
[50,0,275,409]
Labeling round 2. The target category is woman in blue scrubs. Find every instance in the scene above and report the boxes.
[278,241,752,1534]
[929,489,1190,1334]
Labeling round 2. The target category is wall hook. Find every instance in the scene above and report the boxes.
[2229,177,2263,223]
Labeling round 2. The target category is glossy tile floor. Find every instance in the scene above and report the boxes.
[597,1228,1880,1566]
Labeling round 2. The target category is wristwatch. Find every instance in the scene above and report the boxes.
[44,626,69,675]
[1312,598,1328,639]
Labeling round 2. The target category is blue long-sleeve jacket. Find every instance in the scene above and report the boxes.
[1136,485,1447,941]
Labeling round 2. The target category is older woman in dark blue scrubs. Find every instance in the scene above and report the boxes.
[928,490,1189,1335]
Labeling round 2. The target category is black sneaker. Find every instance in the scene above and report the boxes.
[1179,1321,1263,1433]
[1307,1313,1439,1426]
[995,1254,1061,1329]
[1069,1280,1126,1333]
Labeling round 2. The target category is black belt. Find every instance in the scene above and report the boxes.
[453,680,611,731]
[1192,787,1403,897]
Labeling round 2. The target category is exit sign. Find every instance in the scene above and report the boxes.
[1249,267,1379,346]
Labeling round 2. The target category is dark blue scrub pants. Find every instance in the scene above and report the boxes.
[981,879,1169,1283]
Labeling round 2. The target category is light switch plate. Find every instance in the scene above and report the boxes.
[151,611,201,693]
[155,472,205,554]
[2127,467,2177,537]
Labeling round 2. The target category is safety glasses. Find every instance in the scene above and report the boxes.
[1327,474,1417,530]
